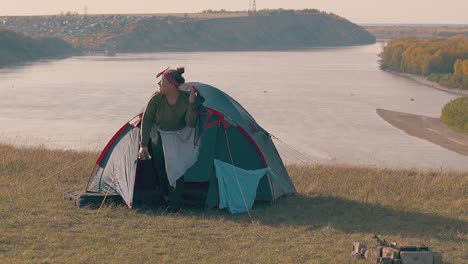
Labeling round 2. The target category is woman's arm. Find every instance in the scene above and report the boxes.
[140,93,160,146]
[185,87,198,128]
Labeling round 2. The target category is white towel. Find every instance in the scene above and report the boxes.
[151,126,199,187]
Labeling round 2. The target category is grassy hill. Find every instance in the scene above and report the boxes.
[0,143,466,263]
[107,12,376,52]
[0,29,75,68]
[1,11,374,52]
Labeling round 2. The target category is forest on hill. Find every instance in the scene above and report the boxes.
[365,25,468,40]
[0,29,75,67]
[380,35,468,89]
[106,11,375,52]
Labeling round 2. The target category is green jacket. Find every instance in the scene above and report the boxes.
[140,91,198,146]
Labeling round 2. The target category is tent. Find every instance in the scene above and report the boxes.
[85,82,296,212]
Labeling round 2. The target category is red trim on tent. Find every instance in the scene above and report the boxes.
[205,110,221,128]
[208,108,225,119]
[96,122,132,166]
[236,124,268,168]
[221,120,231,128]
[199,108,267,168]
[195,110,213,146]
[132,113,143,127]
[195,108,225,145]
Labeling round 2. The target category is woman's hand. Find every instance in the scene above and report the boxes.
[138,146,151,160]
[189,86,196,103]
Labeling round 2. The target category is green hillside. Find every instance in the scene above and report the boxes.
[107,12,376,52]
[0,29,75,67]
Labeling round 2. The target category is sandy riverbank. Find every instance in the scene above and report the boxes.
[377,108,468,156]
[389,71,468,96]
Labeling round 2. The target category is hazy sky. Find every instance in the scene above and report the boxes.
[0,0,467,24]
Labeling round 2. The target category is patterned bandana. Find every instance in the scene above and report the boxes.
[156,67,181,88]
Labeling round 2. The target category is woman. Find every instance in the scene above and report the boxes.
[138,67,197,212]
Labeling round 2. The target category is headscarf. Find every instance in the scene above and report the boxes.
[156,67,185,88]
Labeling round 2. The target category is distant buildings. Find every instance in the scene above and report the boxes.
[0,15,172,40]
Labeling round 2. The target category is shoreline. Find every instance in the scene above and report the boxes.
[387,70,468,96]
[1,43,379,69]
[376,108,468,157]
[1,141,467,172]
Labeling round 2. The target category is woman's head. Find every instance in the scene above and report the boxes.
[157,67,185,95]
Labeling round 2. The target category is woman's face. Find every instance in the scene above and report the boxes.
[158,76,175,95]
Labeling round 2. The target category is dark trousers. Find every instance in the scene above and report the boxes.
[151,137,184,207]
[168,176,184,207]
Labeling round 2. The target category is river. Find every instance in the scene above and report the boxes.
[0,43,466,170]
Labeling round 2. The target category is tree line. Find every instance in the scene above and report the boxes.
[0,29,75,67]
[379,35,468,89]
[366,26,468,40]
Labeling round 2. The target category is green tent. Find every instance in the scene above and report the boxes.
[86,82,296,212]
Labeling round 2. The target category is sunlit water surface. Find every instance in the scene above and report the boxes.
[1,43,466,170]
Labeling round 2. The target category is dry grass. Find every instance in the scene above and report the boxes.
[0,143,467,263]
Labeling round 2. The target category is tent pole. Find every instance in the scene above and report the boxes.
[96,188,111,216]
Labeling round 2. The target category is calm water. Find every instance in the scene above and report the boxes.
[1,43,467,170]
